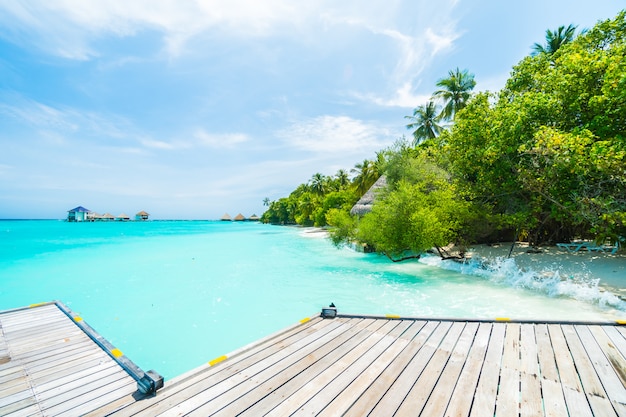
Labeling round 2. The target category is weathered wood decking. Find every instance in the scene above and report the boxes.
[2,304,626,416]
[0,302,158,416]
[94,313,626,416]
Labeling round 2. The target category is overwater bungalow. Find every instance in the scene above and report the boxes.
[67,206,91,222]
[101,213,115,221]
[116,213,130,221]
[135,210,150,221]
[248,214,260,221]
[233,213,246,221]
[220,213,232,221]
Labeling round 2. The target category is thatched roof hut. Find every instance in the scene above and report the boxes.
[135,210,150,221]
[221,213,232,221]
[116,213,130,221]
[233,213,246,221]
[248,214,260,221]
[101,213,115,221]
[350,175,388,216]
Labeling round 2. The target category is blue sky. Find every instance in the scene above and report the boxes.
[1,1,624,220]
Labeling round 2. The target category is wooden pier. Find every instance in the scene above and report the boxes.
[2,303,626,416]
[0,302,161,416]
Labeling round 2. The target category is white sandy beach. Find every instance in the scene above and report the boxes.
[298,227,626,299]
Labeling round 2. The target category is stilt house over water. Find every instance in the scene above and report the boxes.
[67,206,91,222]
[135,211,150,221]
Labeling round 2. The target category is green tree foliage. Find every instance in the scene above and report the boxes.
[446,11,626,244]
[266,11,626,256]
[261,170,361,227]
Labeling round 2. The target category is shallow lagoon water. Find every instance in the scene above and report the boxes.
[1,220,624,379]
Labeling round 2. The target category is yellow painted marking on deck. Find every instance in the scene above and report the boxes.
[110,348,124,358]
[495,317,511,322]
[386,314,401,319]
[300,317,311,324]
[29,302,47,308]
[73,316,83,322]
[209,355,228,366]
[616,320,626,325]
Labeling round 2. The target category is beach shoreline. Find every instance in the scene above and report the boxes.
[298,227,626,297]
[464,242,626,297]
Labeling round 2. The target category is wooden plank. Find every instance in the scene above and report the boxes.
[3,402,42,417]
[393,321,467,416]
[534,323,568,417]
[0,395,39,417]
[293,320,415,416]
[189,318,382,416]
[602,326,626,386]
[519,323,542,417]
[262,320,403,417]
[0,304,144,417]
[576,325,626,415]
[104,316,345,417]
[0,376,32,400]
[367,321,454,416]
[419,321,480,417]
[561,324,617,416]
[9,341,95,371]
[34,363,125,402]
[469,322,506,417]
[442,322,492,417]
[548,324,594,417]
[341,320,439,417]
[43,377,136,417]
[495,322,521,417]
[0,367,27,387]
[232,321,412,416]
[216,318,389,417]
[316,320,427,417]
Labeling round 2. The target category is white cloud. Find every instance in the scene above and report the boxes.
[193,129,249,149]
[278,115,391,154]
[425,27,458,56]
[0,0,308,58]
[354,82,432,108]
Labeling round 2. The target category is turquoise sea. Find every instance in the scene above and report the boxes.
[1,220,625,380]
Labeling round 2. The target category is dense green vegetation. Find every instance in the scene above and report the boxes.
[262,12,626,258]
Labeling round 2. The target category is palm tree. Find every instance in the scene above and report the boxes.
[404,101,443,145]
[432,68,476,121]
[310,173,327,196]
[531,24,578,56]
[351,159,379,195]
[334,169,350,189]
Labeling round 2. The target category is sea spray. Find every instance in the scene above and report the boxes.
[419,254,626,313]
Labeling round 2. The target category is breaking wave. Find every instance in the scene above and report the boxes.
[419,254,626,313]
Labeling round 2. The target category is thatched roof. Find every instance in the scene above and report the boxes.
[102,213,115,220]
[233,213,246,221]
[350,175,387,216]
[248,214,260,221]
[221,213,232,221]
[136,210,149,216]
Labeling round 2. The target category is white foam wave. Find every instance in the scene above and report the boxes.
[420,254,626,312]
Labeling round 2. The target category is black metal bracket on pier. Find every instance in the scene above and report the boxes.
[54,301,164,395]
[321,303,337,318]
